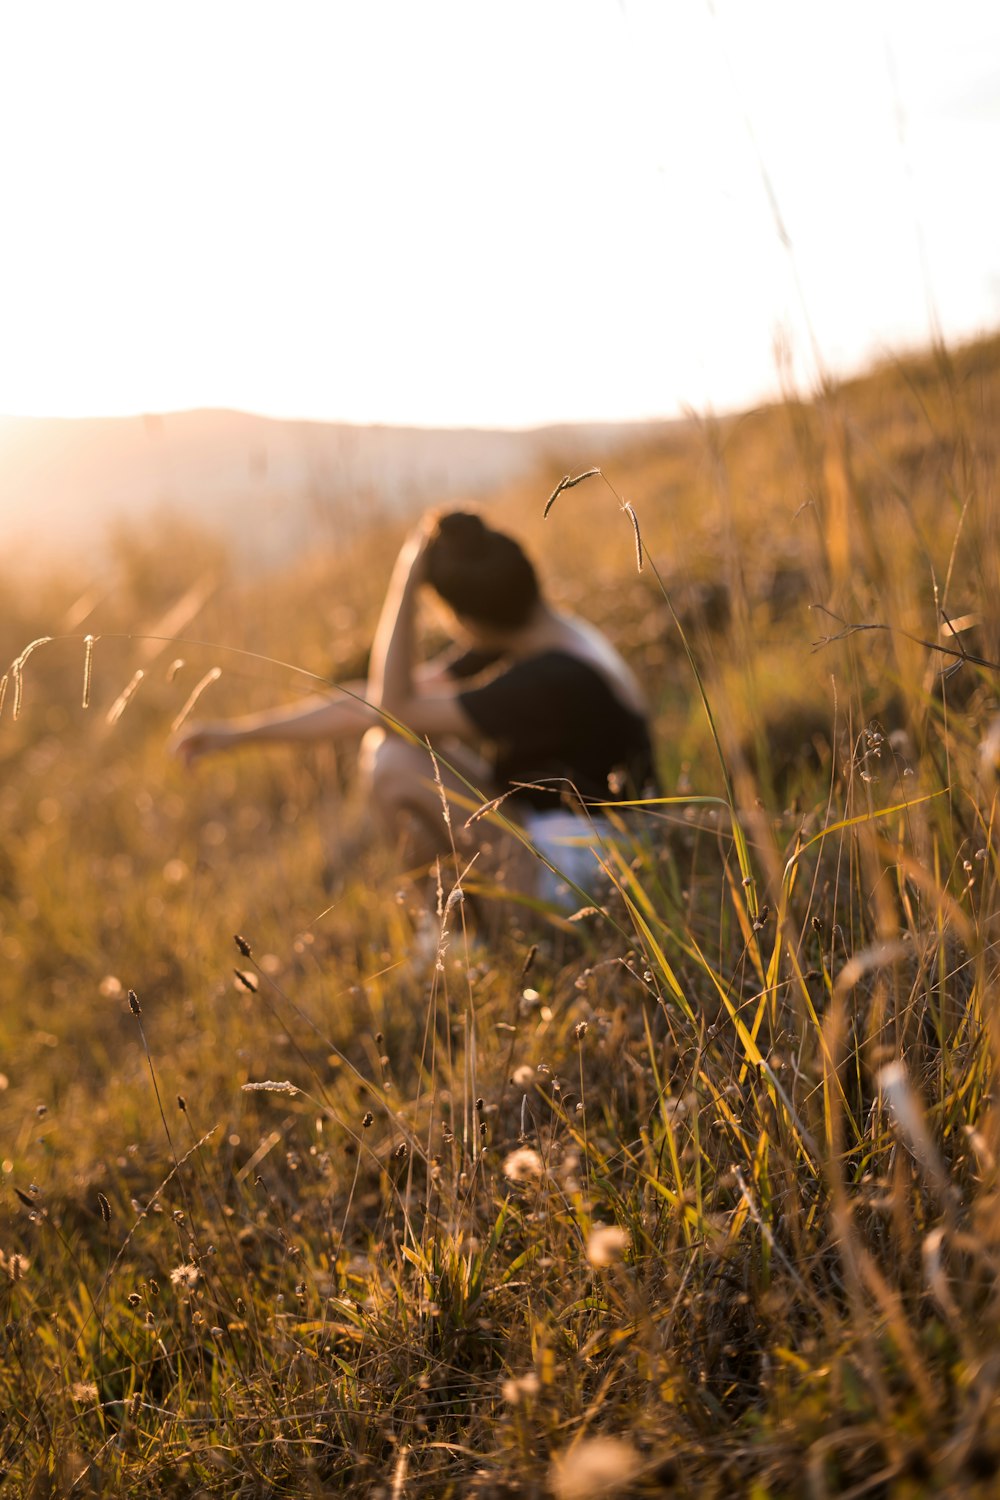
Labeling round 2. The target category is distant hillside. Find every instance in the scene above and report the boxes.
[0,407,670,570]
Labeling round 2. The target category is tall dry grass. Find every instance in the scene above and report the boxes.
[0,334,998,1496]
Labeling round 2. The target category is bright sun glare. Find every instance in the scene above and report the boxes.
[0,0,997,427]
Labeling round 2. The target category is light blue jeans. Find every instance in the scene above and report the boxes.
[521,809,620,910]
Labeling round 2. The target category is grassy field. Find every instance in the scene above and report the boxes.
[1,333,999,1497]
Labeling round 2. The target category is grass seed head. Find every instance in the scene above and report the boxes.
[623,500,643,571]
[1,1251,29,1282]
[544,475,571,518]
[81,634,95,708]
[543,468,602,517]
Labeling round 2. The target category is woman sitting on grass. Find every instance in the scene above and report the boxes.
[174,511,658,907]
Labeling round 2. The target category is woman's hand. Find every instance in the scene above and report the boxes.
[393,515,434,587]
[171,722,237,768]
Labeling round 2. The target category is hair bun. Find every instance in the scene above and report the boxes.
[434,511,489,556]
[425,510,540,628]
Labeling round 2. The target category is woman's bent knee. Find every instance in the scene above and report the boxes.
[358,726,388,784]
[359,729,433,810]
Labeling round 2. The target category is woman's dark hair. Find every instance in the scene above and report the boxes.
[424,512,540,629]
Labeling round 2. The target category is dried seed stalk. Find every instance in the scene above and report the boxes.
[465,787,518,827]
[542,468,643,569]
[107,670,145,725]
[624,501,643,571]
[82,635,96,709]
[7,636,53,721]
[171,666,222,732]
[543,467,601,518]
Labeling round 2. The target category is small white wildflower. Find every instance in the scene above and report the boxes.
[550,1436,642,1500]
[502,1146,545,1184]
[979,717,1000,784]
[511,1065,535,1090]
[501,1370,541,1404]
[70,1381,99,1403]
[169,1263,199,1289]
[241,1080,299,1096]
[586,1225,629,1269]
[560,1149,582,1194]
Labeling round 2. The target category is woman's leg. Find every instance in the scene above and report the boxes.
[358,728,498,868]
[357,732,554,934]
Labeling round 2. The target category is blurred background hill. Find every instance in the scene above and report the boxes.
[0,409,667,571]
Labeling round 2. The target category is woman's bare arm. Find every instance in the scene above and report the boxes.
[173,525,478,767]
[172,677,474,767]
[360,522,478,740]
[366,525,425,715]
[171,685,379,766]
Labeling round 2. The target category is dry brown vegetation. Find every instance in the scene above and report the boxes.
[1,333,999,1496]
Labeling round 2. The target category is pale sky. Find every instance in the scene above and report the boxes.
[0,1,997,427]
